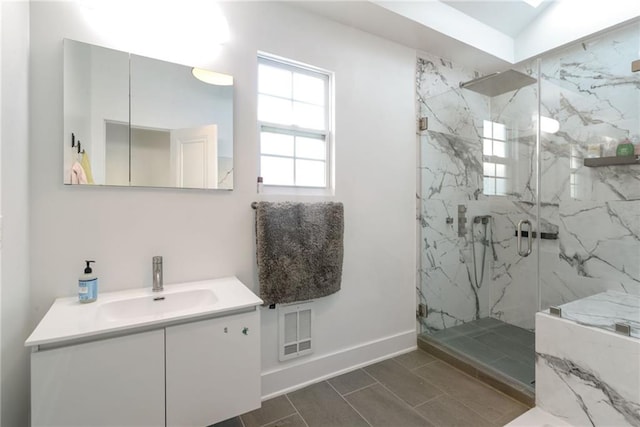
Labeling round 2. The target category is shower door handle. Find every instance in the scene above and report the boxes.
[517,219,532,257]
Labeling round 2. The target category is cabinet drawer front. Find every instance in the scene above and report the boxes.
[31,329,165,427]
[166,310,261,427]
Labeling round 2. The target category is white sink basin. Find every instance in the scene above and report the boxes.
[98,289,218,321]
[25,277,263,347]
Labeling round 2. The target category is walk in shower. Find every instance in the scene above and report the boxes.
[416,20,640,402]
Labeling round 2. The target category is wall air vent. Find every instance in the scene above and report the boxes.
[278,302,313,361]
[284,344,298,356]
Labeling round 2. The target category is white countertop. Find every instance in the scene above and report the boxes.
[25,276,263,347]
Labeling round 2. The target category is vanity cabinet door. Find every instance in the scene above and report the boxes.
[165,310,261,427]
[31,329,165,427]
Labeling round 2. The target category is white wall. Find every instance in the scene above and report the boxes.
[130,128,170,187]
[105,124,173,187]
[1,1,30,426]
[105,122,129,186]
[29,0,416,405]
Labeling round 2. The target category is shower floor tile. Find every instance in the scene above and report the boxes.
[422,318,536,391]
[491,324,536,349]
[473,317,504,329]
[474,332,535,365]
[442,321,488,337]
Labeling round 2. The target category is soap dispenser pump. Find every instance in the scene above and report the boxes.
[79,260,98,303]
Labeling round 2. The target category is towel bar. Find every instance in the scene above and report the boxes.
[251,202,258,209]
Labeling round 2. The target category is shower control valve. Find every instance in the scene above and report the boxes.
[457,204,468,237]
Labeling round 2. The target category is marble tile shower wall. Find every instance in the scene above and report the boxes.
[538,22,640,309]
[417,22,640,334]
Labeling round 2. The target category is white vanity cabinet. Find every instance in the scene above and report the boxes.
[31,329,165,427]
[166,310,261,426]
[31,309,261,427]
[27,277,263,427]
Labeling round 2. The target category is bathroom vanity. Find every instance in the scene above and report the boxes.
[26,277,262,427]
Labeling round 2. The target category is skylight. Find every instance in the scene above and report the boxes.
[522,0,544,8]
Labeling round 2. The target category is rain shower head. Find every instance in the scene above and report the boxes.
[460,69,537,97]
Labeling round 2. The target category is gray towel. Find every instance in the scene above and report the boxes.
[255,201,344,305]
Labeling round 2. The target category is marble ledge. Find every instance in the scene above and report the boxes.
[535,310,640,427]
[555,290,640,339]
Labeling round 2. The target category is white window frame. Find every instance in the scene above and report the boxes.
[257,54,333,191]
[482,120,510,196]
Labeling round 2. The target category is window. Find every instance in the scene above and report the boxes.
[482,120,509,196]
[258,55,331,188]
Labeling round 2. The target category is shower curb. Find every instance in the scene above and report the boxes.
[417,335,535,407]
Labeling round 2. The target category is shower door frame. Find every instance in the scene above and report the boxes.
[417,58,543,335]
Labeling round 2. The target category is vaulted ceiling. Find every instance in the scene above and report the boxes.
[292,1,639,74]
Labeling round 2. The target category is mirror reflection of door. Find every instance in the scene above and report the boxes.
[170,125,218,189]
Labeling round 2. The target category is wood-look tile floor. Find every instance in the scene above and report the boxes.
[212,349,530,427]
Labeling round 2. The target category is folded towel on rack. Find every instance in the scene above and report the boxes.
[255,201,344,305]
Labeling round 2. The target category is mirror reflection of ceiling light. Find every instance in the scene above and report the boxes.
[192,68,234,86]
[522,0,544,8]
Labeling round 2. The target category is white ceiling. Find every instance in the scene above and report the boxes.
[291,1,511,73]
[291,1,640,74]
[441,0,552,38]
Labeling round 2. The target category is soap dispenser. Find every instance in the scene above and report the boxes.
[79,260,98,303]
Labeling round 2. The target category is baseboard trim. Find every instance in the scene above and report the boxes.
[261,329,416,400]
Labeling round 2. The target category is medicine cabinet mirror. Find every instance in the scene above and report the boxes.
[63,39,234,190]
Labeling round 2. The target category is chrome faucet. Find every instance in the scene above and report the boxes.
[152,256,163,292]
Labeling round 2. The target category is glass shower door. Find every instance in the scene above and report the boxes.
[417,86,495,333]
[485,63,542,332]
[417,56,541,393]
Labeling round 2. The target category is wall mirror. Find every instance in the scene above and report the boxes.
[63,39,234,190]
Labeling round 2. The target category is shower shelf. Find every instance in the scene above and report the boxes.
[514,230,558,240]
[583,155,640,167]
